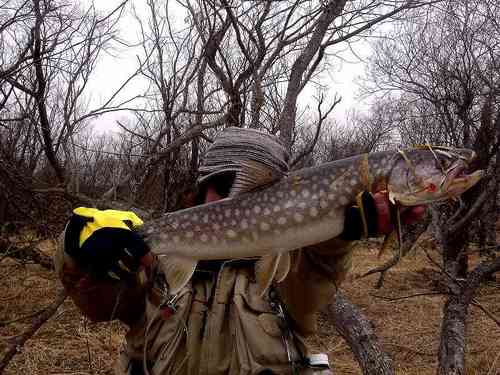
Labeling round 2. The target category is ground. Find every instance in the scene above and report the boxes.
[0,238,499,375]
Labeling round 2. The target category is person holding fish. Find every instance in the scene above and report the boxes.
[54,127,481,375]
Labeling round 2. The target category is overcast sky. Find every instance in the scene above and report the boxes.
[86,0,371,134]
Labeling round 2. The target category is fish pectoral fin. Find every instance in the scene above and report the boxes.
[161,256,197,295]
[229,160,285,197]
[275,252,291,282]
[255,254,280,297]
[255,253,291,297]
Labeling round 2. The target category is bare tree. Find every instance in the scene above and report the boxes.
[362,1,500,373]
[110,0,437,207]
[1,0,460,372]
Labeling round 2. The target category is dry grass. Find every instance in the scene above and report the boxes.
[310,239,500,375]
[0,238,499,374]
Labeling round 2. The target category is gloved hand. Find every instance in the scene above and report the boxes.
[63,208,150,281]
[340,191,426,240]
[372,191,426,233]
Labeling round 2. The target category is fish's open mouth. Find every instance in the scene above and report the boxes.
[445,166,483,196]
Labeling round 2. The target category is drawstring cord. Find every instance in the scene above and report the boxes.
[268,287,306,375]
[142,287,190,375]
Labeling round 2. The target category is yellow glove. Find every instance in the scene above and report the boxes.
[64,207,149,280]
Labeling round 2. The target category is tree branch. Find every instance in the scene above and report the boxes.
[328,292,395,375]
[0,289,67,373]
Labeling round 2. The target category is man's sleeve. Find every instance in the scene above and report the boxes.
[54,232,147,326]
[277,238,354,335]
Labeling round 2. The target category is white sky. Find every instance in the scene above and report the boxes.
[86,0,372,134]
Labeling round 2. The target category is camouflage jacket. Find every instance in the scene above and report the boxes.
[55,233,353,375]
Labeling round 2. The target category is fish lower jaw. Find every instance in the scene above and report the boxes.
[388,192,451,206]
[445,170,484,196]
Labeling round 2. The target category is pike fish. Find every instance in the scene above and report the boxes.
[143,146,483,295]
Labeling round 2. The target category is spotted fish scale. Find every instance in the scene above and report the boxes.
[143,147,483,294]
[150,156,369,257]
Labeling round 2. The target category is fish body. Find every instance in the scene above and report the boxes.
[144,146,483,293]
[149,157,366,259]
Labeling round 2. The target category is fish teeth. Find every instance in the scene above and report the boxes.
[388,191,397,204]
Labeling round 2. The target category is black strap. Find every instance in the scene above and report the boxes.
[340,191,378,240]
[64,214,92,258]
[268,287,308,373]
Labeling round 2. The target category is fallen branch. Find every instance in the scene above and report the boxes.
[0,307,50,328]
[328,292,395,375]
[0,239,54,270]
[32,187,95,208]
[361,216,431,288]
[361,250,401,289]
[0,289,67,373]
[370,291,445,302]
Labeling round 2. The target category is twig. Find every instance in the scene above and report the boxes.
[291,94,340,168]
[382,342,436,357]
[0,291,23,301]
[420,245,462,290]
[31,187,95,208]
[0,242,15,263]
[478,244,500,252]
[0,290,67,374]
[471,299,500,328]
[449,187,490,234]
[0,306,51,328]
[83,318,94,374]
[370,291,445,301]
[360,251,400,285]
[0,239,54,271]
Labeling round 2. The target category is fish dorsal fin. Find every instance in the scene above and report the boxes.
[159,256,197,295]
[229,160,285,197]
[255,253,291,297]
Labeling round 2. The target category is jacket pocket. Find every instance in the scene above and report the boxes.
[232,281,299,374]
[143,287,192,374]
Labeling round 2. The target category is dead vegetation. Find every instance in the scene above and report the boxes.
[1,1,499,373]
[319,239,500,375]
[1,237,498,375]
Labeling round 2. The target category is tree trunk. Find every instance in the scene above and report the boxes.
[33,0,65,184]
[491,109,500,250]
[437,256,500,375]
[328,293,395,375]
[278,0,347,149]
[437,278,466,375]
